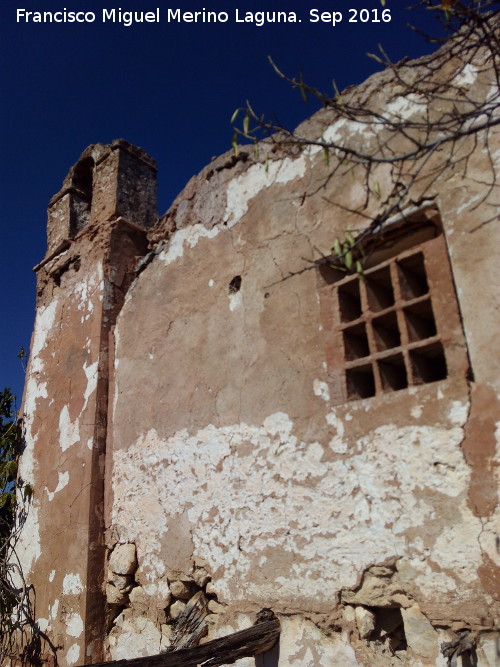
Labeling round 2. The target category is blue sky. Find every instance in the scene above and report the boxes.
[0,0,438,401]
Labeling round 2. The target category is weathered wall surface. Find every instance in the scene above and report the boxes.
[13,41,499,667]
[105,46,499,666]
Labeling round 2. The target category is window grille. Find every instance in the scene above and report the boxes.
[317,208,470,404]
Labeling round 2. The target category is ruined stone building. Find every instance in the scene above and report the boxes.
[12,32,499,667]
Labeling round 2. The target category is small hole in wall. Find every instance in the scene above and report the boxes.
[229,276,242,293]
[264,292,270,299]
[370,607,407,652]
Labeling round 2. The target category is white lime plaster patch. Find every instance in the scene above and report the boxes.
[59,360,98,452]
[454,63,477,87]
[19,299,59,485]
[476,633,500,667]
[107,614,161,659]
[279,617,359,666]
[229,290,243,312]
[74,262,103,313]
[49,570,56,582]
[478,514,500,568]
[398,558,457,598]
[83,360,99,410]
[455,191,485,216]
[66,612,84,638]
[63,573,84,595]
[448,400,468,426]
[13,504,41,579]
[411,406,423,419]
[46,471,69,501]
[159,224,219,266]
[225,155,306,226]
[37,618,49,633]
[208,279,214,287]
[66,643,80,666]
[50,599,59,620]
[59,405,80,452]
[319,117,376,152]
[386,93,426,119]
[326,408,346,454]
[432,506,483,582]
[111,406,475,605]
[313,379,330,402]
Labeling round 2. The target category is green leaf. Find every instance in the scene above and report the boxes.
[232,133,239,156]
[332,238,342,256]
[344,250,353,270]
[243,113,250,135]
[230,108,240,124]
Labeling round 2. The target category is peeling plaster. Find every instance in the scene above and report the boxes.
[74,262,103,314]
[326,409,346,454]
[386,93,426,119]
[46,471,69,501]
[158,224,220,266]
[454,63,478,87]
[448,400,468,426]
[111,409,477,605]
[37,618,49,633]
[83,360,99,410]
[13,504,41,580]
[66,643,80,666]
[313,379,330,402]
[107,613,161,660]
[63,573,84,595]
[279,617,358,666]
[320,117,375,149]
[58,360,98,453]
[50,599,59,620]
[229,290,243,312]
[19,299,59,485]
[411,406,423,419]
[66,612,84,638]
[224,156,306,226]
[59,405,80,452]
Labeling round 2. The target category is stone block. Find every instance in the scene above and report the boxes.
[109,543,137,575]
[401,604,438,660]
[106,583,129,606]
[169,600,186,620]
[169,580,191,600]
[355,606,376,639]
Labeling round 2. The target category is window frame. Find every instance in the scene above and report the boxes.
[317,210,470,404]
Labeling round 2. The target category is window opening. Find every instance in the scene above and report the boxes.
[70,156,94,236]
[317,205,469,404]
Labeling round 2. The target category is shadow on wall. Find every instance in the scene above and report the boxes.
[256,640,280,666]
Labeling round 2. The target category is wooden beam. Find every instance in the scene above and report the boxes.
[80,618,280,667]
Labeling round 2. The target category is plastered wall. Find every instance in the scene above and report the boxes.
[13,42,499,667]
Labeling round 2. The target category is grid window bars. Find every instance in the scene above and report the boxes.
[318,232,470,404]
